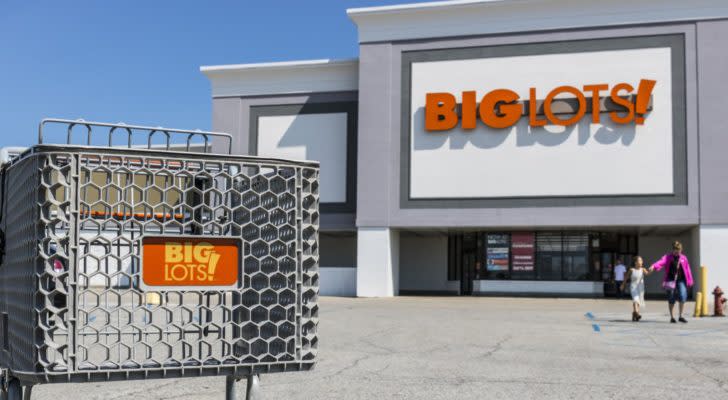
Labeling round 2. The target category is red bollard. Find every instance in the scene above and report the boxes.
[712,286,727,317]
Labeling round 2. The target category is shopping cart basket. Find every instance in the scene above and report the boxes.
[0,119,320,399]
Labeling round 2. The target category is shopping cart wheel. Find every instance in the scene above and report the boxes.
[245,375,260,400]
[0,369,5,400]
[5,379,21,400]
[225,374,259,400]
[21,385,31,400]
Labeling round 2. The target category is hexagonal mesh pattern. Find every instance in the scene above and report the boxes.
[0,146,319,383]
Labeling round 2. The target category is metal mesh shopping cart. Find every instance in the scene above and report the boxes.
[0,119,320,399]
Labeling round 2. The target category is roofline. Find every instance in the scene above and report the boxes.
[347,0,728,43]
[200,58,359,74]
[200,58,359,98]
[346,0,504,17]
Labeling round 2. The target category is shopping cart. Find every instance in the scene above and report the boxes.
[0,119,320,399]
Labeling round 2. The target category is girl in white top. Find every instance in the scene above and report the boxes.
[621,256,651,322]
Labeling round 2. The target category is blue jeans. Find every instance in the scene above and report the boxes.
[667,281,688,304]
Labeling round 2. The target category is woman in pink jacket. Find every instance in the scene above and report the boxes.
[649,241,693,323]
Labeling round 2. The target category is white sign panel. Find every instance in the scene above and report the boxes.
[409,47,673,199]
[258,113,348,203]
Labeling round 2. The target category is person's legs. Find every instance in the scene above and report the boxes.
[677,282,688,322]
[632,301,641,321]
[667,289,676,322]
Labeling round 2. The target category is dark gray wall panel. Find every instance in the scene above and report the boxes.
[356,43,395,227]
[211,97,244,154]
[320,233,357,267]
[697,20,728,224]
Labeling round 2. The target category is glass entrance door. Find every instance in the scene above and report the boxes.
[459,233,478,295]
[461,251,476,295]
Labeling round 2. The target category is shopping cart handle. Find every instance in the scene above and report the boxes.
[38,118,234,154]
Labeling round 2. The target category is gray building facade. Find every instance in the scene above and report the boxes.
[203,0,728,302]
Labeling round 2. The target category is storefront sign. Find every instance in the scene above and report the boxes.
[511,232,535,272]
[424,79,656,131]
[486,233,510,272]
[142,237,240,287]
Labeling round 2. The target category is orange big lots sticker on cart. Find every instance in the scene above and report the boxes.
[143,237,240,287]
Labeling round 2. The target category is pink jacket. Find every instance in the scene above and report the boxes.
[651,253,693,287]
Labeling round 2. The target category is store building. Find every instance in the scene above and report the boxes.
[201,0,728,301]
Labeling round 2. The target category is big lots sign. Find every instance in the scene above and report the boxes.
[424,79,656,131]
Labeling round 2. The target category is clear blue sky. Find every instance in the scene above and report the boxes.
[0,0,430,147]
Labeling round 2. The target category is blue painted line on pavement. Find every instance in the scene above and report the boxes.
[585,312,595,320]
[592,324,601,332]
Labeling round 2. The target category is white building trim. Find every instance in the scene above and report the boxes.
[357,227,399,297]
[0,147,27,165]
[699,225,728,309]
[476,280,603,296]
[201,58,359,98]
[347,0,728,43]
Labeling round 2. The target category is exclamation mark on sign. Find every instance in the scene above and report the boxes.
[208,252,221,281]
[634,79,656,125]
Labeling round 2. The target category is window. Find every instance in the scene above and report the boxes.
[535,233,590,280]
[562,234,589,280]
[536,233,562,280]
[483,233,510,280]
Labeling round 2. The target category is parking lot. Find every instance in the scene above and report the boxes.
[33,296,728,399]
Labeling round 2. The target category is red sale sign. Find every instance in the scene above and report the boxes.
[511,232,535,272]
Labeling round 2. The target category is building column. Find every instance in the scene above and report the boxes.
[699,225,728,310]
[356,227,399,297]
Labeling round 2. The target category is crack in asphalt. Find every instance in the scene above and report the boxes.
[681,360,728,393]
[475,334,512,359]
[357,337,398,355]
[322,353,372,379]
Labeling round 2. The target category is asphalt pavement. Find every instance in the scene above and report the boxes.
[30,296,728,399]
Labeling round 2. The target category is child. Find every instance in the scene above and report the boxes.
[621,256,651,321]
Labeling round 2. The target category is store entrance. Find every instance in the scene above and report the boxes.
[590,233,639,297]
[598,252,619,296]
[446,230,640,296]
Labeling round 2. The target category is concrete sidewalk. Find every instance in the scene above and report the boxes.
[32,296,728,399]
